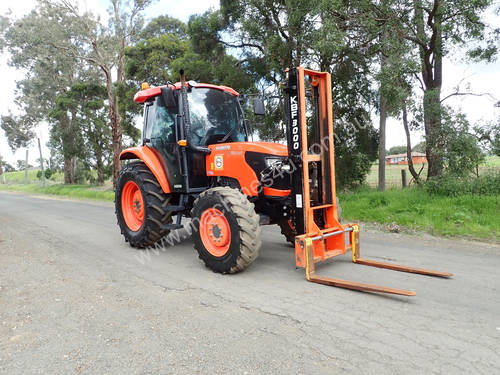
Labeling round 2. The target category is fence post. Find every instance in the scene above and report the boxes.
[401,169,407,188]
[25,149,29,184]
[38,138,46,187]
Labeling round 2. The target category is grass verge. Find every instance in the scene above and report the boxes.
[2,182,498,241]
[0,183,114,202]
[339,188,500,241]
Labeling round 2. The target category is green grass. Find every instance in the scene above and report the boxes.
[2,170,499,241]
[2,169,64,184]
[0,183,115,202]
[339,188,500,241]
[484,155,500,167]
[365,156,500,188]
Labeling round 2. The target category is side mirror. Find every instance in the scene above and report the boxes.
[160,87,177,109]
[253,98,265,116]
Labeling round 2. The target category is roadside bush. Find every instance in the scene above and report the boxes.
[425,173,500,196]
[37,169,53,180]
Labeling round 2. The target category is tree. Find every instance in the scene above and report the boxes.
[121,14,255,138]
[1,2,90,183]
[412,141,426,153]
[441,108,485,177]
[0,159,15,173]
[218,1,379,188]
[50,0,154,184]
[49,82,112,184]
[388,145,408,155]
[373,0,497,178]
[16,160,32,171]
[0,114,34,151]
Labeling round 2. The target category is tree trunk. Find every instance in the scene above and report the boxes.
[103,67,122,187]
[378,92,387,191]
[96,149,104,185]
[64,158,73,184]
[415,0,444,179]
[402,102,421,184]
[423,88,443,178]
[378,46,388,191]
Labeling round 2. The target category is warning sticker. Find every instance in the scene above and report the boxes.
[214,155,223,170]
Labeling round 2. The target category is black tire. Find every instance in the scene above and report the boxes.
[278,197,342,245]
[278,220,296,245]
[115,161,173,248]
[191,187,261,274]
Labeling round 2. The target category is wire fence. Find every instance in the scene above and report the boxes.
[366,163,500,189]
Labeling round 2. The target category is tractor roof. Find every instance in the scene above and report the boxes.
[134,82,239,103]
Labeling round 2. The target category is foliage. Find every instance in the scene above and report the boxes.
[0,159,15,173]
[0,114,35,151]
[388,146,407,155]
[49,82,112,184]
[371,0,497,178]
[218,0,379,187]
[124,14,254,91]
[16,160,32,171]
[425,173,500,197]
[335,110,379,190]
[339,187,500,241]
[440,108,485,177]
[412,141,426,153]
[1,2,97,183]
[475,119,500,157]
[36,169,53,180]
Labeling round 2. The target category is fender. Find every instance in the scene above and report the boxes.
[120,146,171,194]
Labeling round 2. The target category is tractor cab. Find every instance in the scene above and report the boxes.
[130,81,260,193]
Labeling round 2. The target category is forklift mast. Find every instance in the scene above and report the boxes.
[284,67,341,241]
[283,67,451,296]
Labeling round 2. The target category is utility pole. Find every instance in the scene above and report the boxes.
[25,149,29,184]
[0,152,4,184]
[38,138,46,187]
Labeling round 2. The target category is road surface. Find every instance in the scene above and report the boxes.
[0,191,499,374]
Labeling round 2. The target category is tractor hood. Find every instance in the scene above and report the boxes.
[206,141,290,196]
[208,141,288,157]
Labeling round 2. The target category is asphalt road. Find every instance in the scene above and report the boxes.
[1,191,499,374]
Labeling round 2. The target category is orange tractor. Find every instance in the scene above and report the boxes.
[116,67,451,296]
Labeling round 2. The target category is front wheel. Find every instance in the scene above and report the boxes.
[115,162,173,248]
[191,187,261,274]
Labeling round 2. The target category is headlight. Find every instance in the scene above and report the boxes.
[265,157,282,167]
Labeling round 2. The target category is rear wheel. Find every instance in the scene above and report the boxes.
[115,162,174,248]
[191,187,261,274]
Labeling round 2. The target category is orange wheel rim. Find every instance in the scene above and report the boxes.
[199,208,231,257]
[121,181,144,232]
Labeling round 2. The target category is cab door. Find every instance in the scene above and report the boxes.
[143,96,184,192]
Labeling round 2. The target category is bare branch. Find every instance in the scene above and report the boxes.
[219,40,265,54]
[440,91,497,103]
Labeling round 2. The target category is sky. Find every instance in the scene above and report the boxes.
[0,0,499,166]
